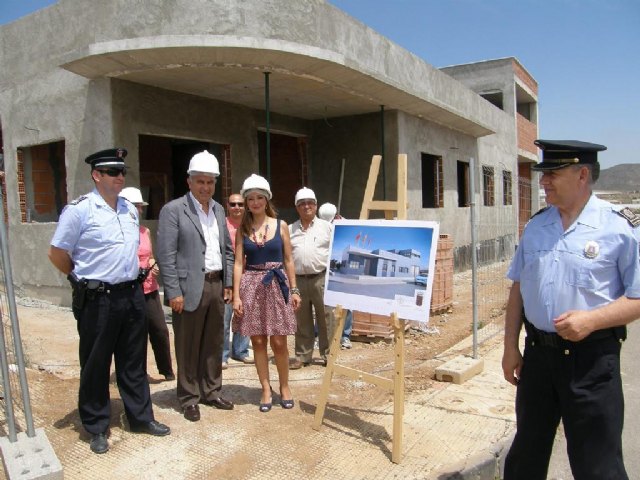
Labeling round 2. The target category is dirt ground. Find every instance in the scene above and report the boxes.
[5,269,507,478]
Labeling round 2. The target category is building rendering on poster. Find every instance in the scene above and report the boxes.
[324,220,439,323]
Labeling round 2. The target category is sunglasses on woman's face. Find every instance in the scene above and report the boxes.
[97,167,127,177]
[229,202,244,207]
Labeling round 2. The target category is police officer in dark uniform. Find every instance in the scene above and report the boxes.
[502,140,640,479]
[48,148,170,454]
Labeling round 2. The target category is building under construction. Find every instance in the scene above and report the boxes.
[0,0,539,303]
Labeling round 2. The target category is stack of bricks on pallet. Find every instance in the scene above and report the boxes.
[430,234,453,314]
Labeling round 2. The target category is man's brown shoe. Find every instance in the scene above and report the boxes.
[289,359,310,370]
[201,397,234,410]
[183,405,200,422]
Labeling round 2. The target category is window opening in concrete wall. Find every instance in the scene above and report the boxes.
[457,161,470,207]
[139,134,228,220]
[502,170,513,205]
[517,101,533,121]
[482,165,495,206]
[480,91,504,110]
[257,131,308,223]
[18,141,67,223]
[421,153,443,208]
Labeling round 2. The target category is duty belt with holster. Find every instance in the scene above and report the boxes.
[522,315,626,349]
[67,272,138,311]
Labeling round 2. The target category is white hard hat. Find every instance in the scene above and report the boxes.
[187,150,220,177]
[240,174,272,200]
[318,203,337,221]
[294,187,316,205]
[120,187,148,205]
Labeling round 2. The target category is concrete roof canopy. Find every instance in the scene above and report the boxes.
[29,0,502,137]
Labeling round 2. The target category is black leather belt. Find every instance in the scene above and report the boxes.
[524,319,616,349]
[204,270,222,281]
[87,279,138,293]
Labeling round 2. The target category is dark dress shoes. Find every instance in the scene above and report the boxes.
[183,404,200,422]
[130,420,171,436]
[90,432,109,454]
[202,396,234,410]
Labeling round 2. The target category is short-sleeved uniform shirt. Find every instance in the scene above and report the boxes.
[51,189,140,284]
[508,195,640,332]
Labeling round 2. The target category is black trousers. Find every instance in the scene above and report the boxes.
[504,336,627,480]
[144,290,173,377]
[76,284,154,434]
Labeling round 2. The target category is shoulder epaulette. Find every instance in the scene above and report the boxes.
[530,206,550,219]
[69,195,88,206]
[615,207,640,227]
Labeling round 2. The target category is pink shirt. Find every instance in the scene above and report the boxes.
[226,217,240,252]
[138,226,159,294]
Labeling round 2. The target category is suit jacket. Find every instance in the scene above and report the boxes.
[157,193,234,312]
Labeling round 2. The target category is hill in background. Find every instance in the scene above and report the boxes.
[597,164,640,192]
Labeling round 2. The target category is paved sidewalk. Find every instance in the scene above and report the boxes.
[22,318,518,480]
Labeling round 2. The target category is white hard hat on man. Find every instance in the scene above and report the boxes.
[294,187,316,205]
[188,151,220,177]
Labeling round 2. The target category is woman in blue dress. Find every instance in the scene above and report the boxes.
[232,174,301,411]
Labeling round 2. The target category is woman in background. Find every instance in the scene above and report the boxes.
[121,187,175,381]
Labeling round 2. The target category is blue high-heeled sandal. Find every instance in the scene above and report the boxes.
[279,388,294,409]
[259,387,274,412]
[280,398,294,409]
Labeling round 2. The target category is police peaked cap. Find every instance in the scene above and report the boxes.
[532,140,606,171]
[85,148,128,169]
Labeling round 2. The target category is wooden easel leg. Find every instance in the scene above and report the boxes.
[391,315,405,463]
[312,305,346,430]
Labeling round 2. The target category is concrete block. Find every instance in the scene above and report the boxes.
[0,429,63,480]
[435,356,484,384]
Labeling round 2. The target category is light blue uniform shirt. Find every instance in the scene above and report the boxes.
[508,194,640,332]
[51,189,140,284]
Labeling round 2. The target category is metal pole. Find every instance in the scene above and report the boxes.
[469,157,479,359]
[380,105,386,200]
[0,188,35,438]
[0,290,17,442]
[337,158,345,214]
[264,72,271,183]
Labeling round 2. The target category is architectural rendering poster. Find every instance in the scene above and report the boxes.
[324,219,439,323]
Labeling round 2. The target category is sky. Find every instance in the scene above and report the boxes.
[2,0,638,170]
[331,223,434,268]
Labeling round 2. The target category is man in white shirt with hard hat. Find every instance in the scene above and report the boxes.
[289,187,333,369]
[157,151,235,422]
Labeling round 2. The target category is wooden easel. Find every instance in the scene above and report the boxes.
[313,154,408,464]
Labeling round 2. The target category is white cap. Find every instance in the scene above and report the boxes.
[187,150,220,177]
[294,187,316,205]
[318,203,337,221]
[120,187,148,205]
[240,174,272,200]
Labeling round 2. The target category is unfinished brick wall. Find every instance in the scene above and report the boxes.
[517,114,537,155]
[512,59,538,96]
[16,149,27,223]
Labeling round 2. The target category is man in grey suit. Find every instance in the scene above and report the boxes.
[157,150,235,422]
